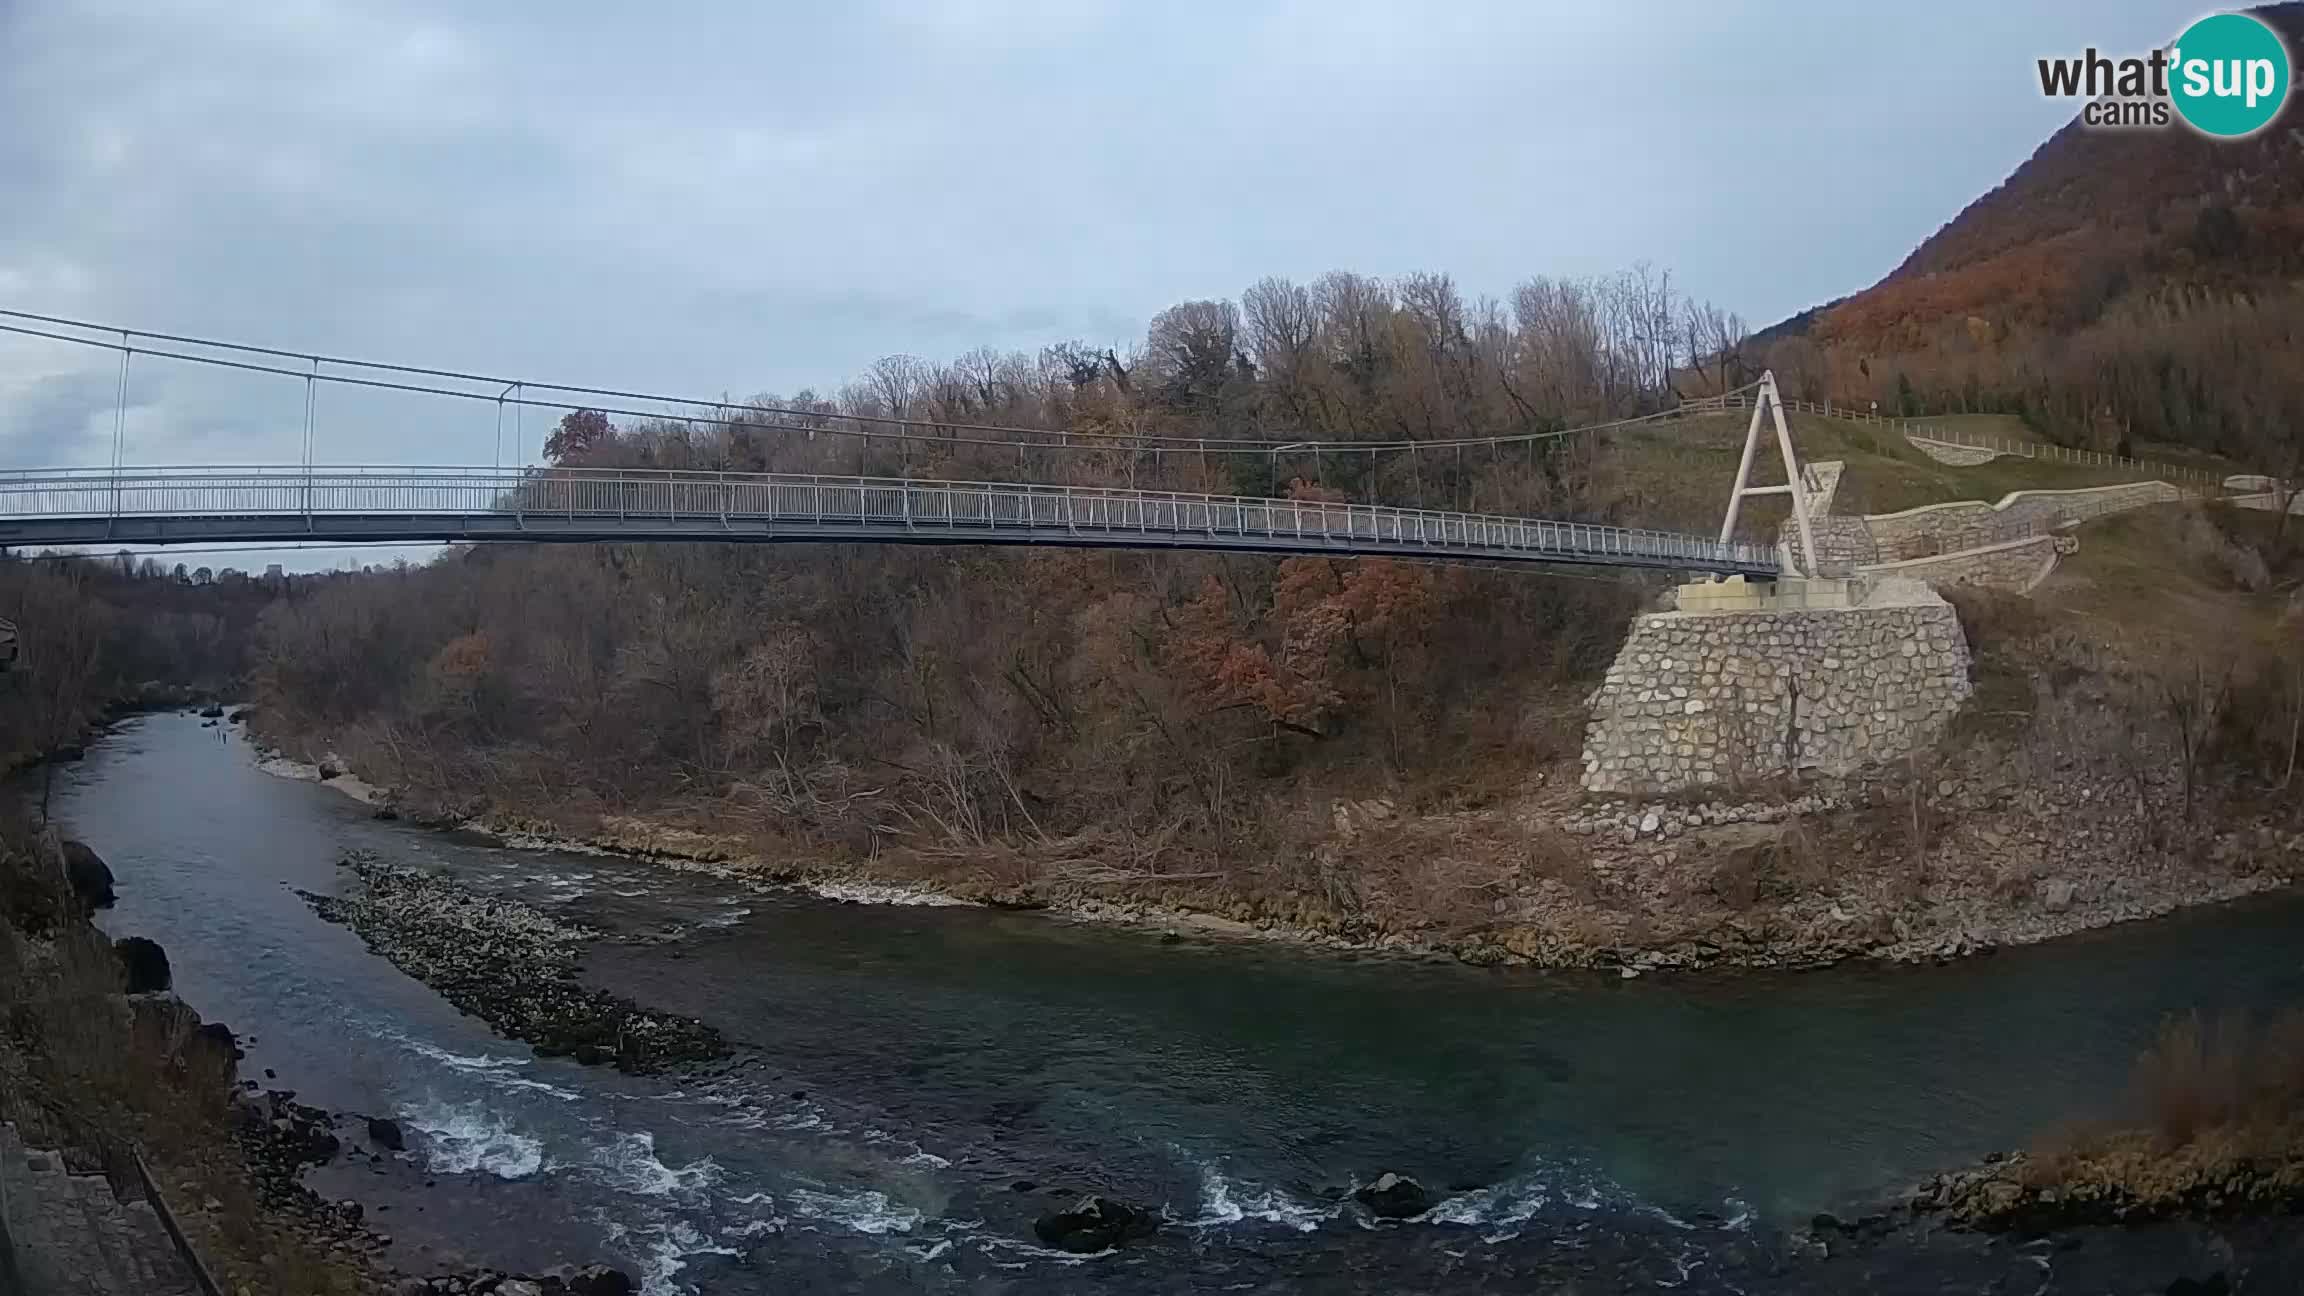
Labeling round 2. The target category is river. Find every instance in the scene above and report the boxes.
[47,713,2304,1293]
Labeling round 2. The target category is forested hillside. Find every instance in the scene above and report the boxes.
[0,556,274,771]
[250,265,1743,889]
[236,234,2304,966]
[1758,2,2304,470]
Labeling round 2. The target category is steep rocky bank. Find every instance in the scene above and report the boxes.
[1,821,654,1296]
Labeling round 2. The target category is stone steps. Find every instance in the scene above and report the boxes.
[0,1121,203,1296]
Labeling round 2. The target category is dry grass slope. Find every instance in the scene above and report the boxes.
[1591,410,2180,539]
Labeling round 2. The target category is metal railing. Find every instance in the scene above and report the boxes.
[1677,391,2228,491]
[0,465,1780,575]
[1,1114,222,1296]
[128,1147,225,1296]
[1679,391,1898,426]
[1901,424,2224,490]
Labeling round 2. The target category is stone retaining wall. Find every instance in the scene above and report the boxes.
[2229,489,2303,516]
[1785,514,1879,575]
[1864,481,2182,560]
[1856,533,2065,594]
[1580,585,1972,795]
[1909,438,2003,466]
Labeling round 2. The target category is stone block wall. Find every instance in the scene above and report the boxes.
[2230,490,2304,517]
[1856,534,2063,594]
[1580,590,1972,795]
[1784,514,1879,575]
[1909,438,2004,466]
[1863,481,2182,560]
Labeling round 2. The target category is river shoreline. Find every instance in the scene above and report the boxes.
[36,713,2304,1294]
[252,736,2298,978]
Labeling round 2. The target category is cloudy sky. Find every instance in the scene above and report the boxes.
[0,0,2194,563]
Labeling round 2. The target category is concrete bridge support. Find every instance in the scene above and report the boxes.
[1579,577,1972,796]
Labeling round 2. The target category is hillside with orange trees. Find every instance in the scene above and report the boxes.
[1809,2,2304,359]
[1754,3,2304,469]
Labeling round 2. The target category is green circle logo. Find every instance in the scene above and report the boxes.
[2170,12,2291,137]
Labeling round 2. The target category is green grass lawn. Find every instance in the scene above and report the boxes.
[1596,412,2182,534]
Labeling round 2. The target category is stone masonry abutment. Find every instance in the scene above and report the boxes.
[1580,578,1972,795]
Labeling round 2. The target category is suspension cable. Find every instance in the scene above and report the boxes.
[0,308,1760,457]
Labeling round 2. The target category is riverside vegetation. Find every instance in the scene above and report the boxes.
[13,65,2304,1259]
[239,409,2304,975]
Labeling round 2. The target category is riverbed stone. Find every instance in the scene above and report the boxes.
[301,854,727,1074]
[366,1116,406,1152]
[562,1265,637,1296]
[1034,1194,1155,1253]
[1354,1171,1430,1219]
[2040,878,2076,913]
[61,840,115,909]
[114,935,172,993]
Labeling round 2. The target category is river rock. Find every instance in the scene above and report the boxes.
[194,1020,244,1063]
[1354,1171,1430,1219]
[1033,1195,1154,1253]
[562,1265,636,1296]
[367,1116,407,1151]
[115,935,173,993]
[2040,878,2076,913]
[198,705,225,718]
[301,856,726,1074]
[259,1098,344,1167]
[61,840,115,909]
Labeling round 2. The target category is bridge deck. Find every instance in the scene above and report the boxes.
[0,467,1779,576]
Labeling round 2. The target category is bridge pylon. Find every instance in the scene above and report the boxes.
[1715,370,1819,578]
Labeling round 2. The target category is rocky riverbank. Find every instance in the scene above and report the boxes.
[301,854,727,1073]
[361,782,2299,976]
[4,825,651,1296]
[1908,1136,2304,1235]
[249,715,2299,978]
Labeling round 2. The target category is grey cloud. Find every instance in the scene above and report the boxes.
[0,365,164,469]
[0,0,2198,563]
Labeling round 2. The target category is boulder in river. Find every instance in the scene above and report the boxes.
[367,1116,406,1152]
[1033,1195,1155,1253]
[114,936,172,993]
[318,761,343,781]
[564,1264,638,1296]
[269,1113,341,1166]
[1354,1171,1430,1219]
[61,840,115,909]
[193,1021,243,1064]
[198,705,225,718]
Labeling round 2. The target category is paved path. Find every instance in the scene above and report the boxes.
[1,1123,201,1296]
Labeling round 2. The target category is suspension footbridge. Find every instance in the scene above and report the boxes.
[0,466,1778,575]
[0,310,1811,579]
